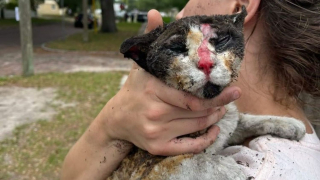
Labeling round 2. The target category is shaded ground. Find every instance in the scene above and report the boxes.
[0,22,81,49]
[45,22,142,52]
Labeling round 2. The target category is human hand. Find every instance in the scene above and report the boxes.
[102,10,242,156]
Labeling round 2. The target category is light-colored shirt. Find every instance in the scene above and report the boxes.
[220,128,320,180]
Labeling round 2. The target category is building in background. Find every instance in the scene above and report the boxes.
[37,0,66,17]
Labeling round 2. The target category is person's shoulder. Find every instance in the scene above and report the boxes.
[219,134,320,180]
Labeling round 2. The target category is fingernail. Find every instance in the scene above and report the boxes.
[233,91,240,100]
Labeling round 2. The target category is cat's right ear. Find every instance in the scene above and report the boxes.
[231,6,247,28]
[120,26,163,71]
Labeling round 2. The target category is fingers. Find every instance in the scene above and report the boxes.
[131,10,163,70]
[166,107,226,138]
[145,9,163,33]
[155,84,241,111]
[154,125,220,156]
[209,86,241,107]
[176,8,184,20]
[146,101,219,121]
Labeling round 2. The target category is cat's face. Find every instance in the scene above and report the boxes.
[121,7,246,99]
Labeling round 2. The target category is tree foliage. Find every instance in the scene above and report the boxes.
[136,0,188,11]
[0,0,5,8]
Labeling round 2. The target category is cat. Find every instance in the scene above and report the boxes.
[108,7,306,180]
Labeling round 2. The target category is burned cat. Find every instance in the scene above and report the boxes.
[108,7,306,180]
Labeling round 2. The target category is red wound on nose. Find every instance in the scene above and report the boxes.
[198,57,213,75]
[197,24,215,75]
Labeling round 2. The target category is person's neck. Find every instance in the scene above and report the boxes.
[231,19,313,134]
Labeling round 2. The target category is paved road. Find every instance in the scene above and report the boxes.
[0,22,81,49]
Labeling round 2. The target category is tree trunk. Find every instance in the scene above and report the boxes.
[100,0,117,33]
[82,0,88,42]
[0,8,5,19]
[19,0,34,76]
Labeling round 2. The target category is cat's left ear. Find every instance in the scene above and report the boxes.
[120,26,164,70]
[230,6,247,28]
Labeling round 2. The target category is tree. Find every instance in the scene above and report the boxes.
[136,0,188,11]
[100,0,117,33]
[19,0,34,76]
[30,0,43,11]
[62,0,82,15]
[0,0,5,19]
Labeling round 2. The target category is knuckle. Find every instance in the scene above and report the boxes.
[193,143,205,154]
[186,97,202,111]
[148,144,164,155]
[197,117,209,130]
[144,86,154,96]
[144,79,157,95]
[142,125,160,140]
[206,108,215,116]
[146,108,164,121]
[217,107,226,119]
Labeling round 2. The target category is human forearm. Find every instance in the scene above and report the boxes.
[61,109,132,180]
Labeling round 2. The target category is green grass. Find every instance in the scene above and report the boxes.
[0,18,63,28]
[0,72,125,180]
[163,17,173,24]
[46,22,142,52]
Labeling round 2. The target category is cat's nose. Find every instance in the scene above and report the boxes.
[198,59,214,75]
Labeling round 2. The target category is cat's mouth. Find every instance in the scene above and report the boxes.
[202,82,222,99]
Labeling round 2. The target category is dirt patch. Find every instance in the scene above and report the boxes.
[66,65,130,73]
[0,87,74,141]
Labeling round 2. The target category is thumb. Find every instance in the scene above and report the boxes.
[145,9,163,33]
[132,9,163,69]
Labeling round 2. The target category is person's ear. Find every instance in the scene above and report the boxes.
[233,0,260,24]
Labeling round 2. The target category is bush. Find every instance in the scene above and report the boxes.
[162,17,172,24]
[5,2,18,10]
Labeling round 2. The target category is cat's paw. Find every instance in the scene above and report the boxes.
[167,155,246,180]
[261,118,306,140]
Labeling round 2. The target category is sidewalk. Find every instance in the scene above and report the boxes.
[0,48,132,76]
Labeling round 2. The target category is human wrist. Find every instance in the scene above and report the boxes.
[61,113,132,180]
[87,98,133,151]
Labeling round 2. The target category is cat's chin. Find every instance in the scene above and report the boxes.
[202,82,222,99]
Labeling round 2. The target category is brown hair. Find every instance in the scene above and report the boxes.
[258,0,320,103]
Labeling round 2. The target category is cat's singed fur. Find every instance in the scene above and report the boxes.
[108,7,306,180]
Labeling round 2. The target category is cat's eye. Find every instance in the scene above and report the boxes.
[216,35,230,46]
[169,44,188,54]
[211,34,231,52]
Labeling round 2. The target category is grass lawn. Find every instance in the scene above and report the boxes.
[0,72,125,180]
[0,18,63,28]
[46,22,142,52]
